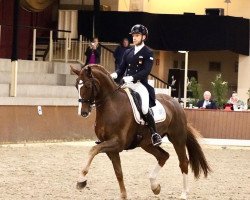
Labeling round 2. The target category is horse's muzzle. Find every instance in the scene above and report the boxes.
[81,111,89,118]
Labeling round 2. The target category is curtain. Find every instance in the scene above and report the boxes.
[78,11,250,55]
[20,0,55,12]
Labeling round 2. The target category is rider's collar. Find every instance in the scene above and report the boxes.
[134,42,145,54]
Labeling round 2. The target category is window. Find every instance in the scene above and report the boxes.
[209,62,221,72]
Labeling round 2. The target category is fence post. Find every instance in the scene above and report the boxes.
[78,35,82,61]
[65,32,69,63]
[10,60,18,97]
[68,32,71,50]
[32,28,36,61]
[49,30,53,62]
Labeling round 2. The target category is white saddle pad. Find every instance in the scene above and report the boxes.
[124,88,166,125]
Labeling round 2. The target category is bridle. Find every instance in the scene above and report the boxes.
[77,78,99,116]
[77,76,121,116]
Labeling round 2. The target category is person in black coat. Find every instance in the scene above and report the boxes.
[110,24,162,146]
[196,91,217,109]
[113,38,131,70]
[84,37,101,66]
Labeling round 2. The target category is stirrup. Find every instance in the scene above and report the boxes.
[95,139,102,144]
[151,133,162,146]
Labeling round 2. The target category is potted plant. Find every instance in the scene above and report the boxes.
[211,74,228,109]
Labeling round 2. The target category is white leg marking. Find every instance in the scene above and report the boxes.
[149,164,162,190]
[180,173,189,199]
[78,171,87,183]
[78,81,83,115]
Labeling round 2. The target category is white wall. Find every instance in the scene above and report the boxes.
[152,50,239,97]
[238,55,250,103]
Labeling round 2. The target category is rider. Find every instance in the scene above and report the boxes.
[110,24,162,146]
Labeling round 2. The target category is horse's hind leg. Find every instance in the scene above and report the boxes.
[107,152,127,200]
[141,144,170,195]
[172,142,189,200]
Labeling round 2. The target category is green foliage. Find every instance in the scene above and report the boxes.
[211,74,228,108]
[247,88,250,109]
[188,77,203,105]
[247,88,250,98]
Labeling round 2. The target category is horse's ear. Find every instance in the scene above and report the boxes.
[70,65,80,75]
[86,66,93,77]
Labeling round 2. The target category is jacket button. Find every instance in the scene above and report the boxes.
[128,69,130,71]
[129,64,131,66]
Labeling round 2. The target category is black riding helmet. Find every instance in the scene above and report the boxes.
[129,24,148,39]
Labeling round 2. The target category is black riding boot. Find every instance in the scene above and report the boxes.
[143,111,162,146]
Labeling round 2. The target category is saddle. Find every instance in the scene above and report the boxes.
[124,88,166,125]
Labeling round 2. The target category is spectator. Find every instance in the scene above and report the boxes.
[196,91,217,109]
[84,37,101,66]
[227,92,245,109]
[113,38,131,70]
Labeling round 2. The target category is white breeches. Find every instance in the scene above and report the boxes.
[125,82,149,114]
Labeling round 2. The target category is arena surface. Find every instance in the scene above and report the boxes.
[0,141,249,200]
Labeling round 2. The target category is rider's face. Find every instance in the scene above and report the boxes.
[132,34,145,46]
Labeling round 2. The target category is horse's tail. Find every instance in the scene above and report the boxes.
[186,123,211,179]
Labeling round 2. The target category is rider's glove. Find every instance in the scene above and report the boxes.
[123,76,134,83]
[110,72,118,79]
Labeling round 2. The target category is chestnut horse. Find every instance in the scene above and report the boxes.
[71,64,211,200]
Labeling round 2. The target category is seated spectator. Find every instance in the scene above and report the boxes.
[227,92,245,109]
[196,91,217,109]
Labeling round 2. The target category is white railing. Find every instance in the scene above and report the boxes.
[30,29,171,92]
[31,28,71,62]
[50,34,117,71]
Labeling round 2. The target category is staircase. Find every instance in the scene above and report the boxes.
[28,36,50,61]
[0,59,81,105]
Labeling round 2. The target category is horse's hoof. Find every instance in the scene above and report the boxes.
[152,184,161,195]
[76,180,87,190]
[120,195,127,200]
[180,192,188,200]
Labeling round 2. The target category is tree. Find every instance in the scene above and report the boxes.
[211,74,228,108]
[187,77,203,105]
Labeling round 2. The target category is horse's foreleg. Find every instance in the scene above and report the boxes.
[107,152,127,200]
[141,145,169,195]
[77,139,121,190]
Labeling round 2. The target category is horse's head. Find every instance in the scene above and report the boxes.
[70,65,100,118]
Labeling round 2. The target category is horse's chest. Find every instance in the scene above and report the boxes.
[94,122,106,138]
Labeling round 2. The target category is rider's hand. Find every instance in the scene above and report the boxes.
[123,76,133,83]
[110,72,118,79]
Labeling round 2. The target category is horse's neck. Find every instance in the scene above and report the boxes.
[95,87,125,118]
[94,71,117,101]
